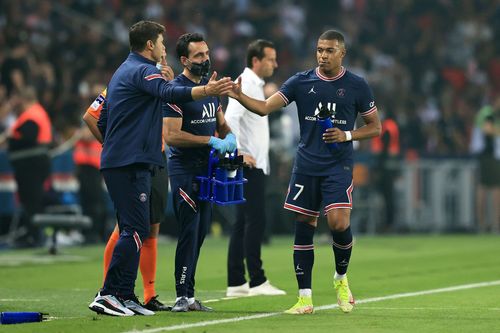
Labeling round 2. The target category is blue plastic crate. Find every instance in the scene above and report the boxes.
[196,149,247,205]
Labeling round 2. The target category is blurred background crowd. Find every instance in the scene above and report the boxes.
[0,0,498,247]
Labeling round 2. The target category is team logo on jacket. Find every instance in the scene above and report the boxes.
[336,88,346,97]
[139,193,147,202]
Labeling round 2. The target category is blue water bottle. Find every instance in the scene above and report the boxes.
[316,104,338,150]
[1,312,46,324]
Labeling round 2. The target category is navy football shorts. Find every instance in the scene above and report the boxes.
[284,167,353,217]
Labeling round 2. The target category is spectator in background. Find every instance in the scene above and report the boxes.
[371,108,400,232]
[7,86,52,247]
[472,97,500,233]
[73,84,106,244]
[0,41,30,97]
[0,86,15,147]
[225,39,285,297]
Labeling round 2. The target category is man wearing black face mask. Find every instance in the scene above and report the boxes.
[163,32,237,312]
[186,58,211,77]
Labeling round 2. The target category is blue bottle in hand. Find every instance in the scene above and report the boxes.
[316,104,338,150]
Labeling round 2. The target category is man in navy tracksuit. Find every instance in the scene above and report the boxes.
[88,21,233,317]
[163,33,237,312]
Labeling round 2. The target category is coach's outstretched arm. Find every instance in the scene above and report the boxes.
[227,76,285,116]
[191,71,234,100]
[145,70,234,103]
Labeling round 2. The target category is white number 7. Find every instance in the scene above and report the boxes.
[293,184,304,200]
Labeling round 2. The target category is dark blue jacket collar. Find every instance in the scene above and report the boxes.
[128,52,157,66]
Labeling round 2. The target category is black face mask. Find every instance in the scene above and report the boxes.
[187,59,211,77]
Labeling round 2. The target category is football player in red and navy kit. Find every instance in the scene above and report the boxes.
[163,33,237,312]
[228,30,381,314]
[88,21,233,317]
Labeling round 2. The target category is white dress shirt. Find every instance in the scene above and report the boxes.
[225,67,270,175]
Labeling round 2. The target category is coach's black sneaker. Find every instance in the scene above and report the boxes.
[189,299,213,312]
[122,295,155,316]
[89,292,135,316]
[144,295,172,311]
[171,296,189,312]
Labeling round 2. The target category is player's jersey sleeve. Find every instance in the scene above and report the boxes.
[138,66,193,104]
[356,79,377,117]
[86,89,107,119]
[277,74,299,106]
[97,100,108,139]
[163,102,183,118]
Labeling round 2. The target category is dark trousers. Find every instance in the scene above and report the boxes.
[227,167,267,288]
[101,164,151,297]
[170,173,211,298]
[76,164,107,242]
[10,155,50,244]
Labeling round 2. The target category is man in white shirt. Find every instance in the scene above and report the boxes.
[225,39,286,297]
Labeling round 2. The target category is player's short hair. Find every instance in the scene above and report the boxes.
[246,39,275,68]
[176,33,205,59]
[319,30,345,46]
[129,20,165,52]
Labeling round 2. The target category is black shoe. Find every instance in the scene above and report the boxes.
[189,299,213,312]
[171,297,189,312]
[144,295,172,311]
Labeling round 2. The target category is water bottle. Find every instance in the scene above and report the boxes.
[226,168,237,201]
[233,167,244,201]
[214,167,228,202]
[316,104,338,150]
[1,312,46,324]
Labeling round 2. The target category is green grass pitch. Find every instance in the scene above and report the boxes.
[1,235,499,332]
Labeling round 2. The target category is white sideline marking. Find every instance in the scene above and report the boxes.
[123,280,500,333]
[0,299,43,302]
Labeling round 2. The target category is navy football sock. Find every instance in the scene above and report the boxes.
[293,221,315,289]
[331,226,353,275]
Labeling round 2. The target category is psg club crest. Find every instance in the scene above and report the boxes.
[336,88,346,97]
[139,193,147,202]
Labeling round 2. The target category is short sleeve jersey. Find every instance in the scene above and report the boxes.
[163,74,222,175]
[277,66,377,176]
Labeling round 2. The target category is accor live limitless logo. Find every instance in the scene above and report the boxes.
[304,102,347,124]
[191,102,217,124]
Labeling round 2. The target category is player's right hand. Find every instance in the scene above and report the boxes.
[227,76,242,100]
[204,72,234,96]
[208,136,229,154]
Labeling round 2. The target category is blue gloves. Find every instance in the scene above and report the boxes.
[208,136,228,154]
[208,133,237,154]
[223,133,237,153]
